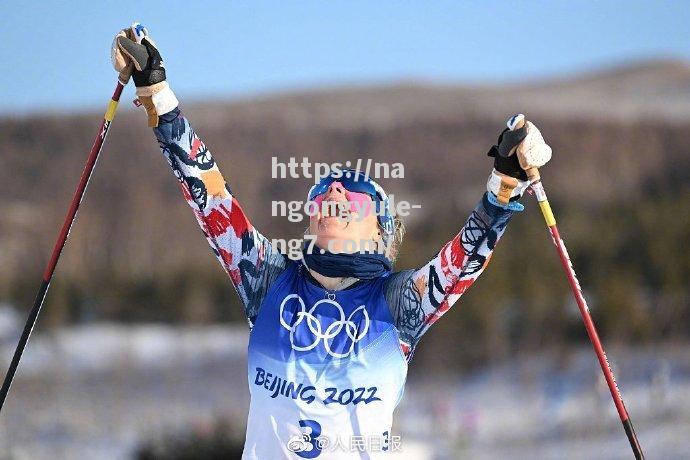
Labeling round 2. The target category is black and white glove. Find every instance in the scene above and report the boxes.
[487,114,552,205]
[111,23,178,127]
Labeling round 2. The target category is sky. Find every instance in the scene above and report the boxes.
[0,0,688,114]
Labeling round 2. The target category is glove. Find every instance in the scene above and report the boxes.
[111,23,178,127]
[486,115,552,205]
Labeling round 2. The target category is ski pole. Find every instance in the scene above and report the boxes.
[0,77,128,414]
[505,116,644,459]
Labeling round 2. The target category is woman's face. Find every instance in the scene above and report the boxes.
[308,181,381,254]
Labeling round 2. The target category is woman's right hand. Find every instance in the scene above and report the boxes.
[111,23,166,86]
[110,23,177,126]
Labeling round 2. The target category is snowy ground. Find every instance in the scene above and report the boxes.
[0,320,687,459]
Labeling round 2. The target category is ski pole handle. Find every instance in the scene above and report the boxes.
[118,63,133,86]
[506,114,540,182]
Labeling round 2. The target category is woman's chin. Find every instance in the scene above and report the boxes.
[313,234,353,254]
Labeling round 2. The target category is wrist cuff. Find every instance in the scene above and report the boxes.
[487,191,525,212]
[136,82,179,127]
[486,169,530,204]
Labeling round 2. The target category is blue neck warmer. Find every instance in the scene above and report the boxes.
[301,245,392,279]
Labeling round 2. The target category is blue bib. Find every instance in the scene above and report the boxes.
[243,261,408,459]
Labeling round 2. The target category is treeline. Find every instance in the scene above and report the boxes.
[1,94,689,372]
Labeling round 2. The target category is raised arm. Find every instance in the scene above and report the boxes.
[154,110,288,327]
[385,118,552,358]
[112,24,287,327]
[385,194,516,357]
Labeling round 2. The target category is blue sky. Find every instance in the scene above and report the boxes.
[1,0,688,114]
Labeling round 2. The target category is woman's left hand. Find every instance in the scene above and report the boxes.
[489,118,552,181]
[486,117,552,204]
[510,120,552,173]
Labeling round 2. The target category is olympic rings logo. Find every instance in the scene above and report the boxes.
[279,294,370,358]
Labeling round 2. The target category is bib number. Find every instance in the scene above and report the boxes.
[287,419,323,458]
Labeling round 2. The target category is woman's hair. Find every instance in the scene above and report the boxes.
[386,214,406,263]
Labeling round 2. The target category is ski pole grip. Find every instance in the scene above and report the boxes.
[117,27,139,86]
[118,63,133,86]
[507,114,540,182]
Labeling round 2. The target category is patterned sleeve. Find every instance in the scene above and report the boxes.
[384,193,516,359]
[153,107,288,328]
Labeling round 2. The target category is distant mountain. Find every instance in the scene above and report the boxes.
[184,58,690,130]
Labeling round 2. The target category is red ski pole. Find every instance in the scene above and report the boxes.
[508,116,644,459]
[0,77,128,414]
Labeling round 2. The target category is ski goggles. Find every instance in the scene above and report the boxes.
[307,169,394,238]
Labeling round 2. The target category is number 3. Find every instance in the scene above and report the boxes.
[295,419,322,458]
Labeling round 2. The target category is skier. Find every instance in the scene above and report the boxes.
[112,24,552,459]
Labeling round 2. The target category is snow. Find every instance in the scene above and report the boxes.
[0,324,687,459]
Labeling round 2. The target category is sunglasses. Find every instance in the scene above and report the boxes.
[307,170,394,235]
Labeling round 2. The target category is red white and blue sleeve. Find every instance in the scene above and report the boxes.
[384,193,518,359]
[153,107,288,328]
